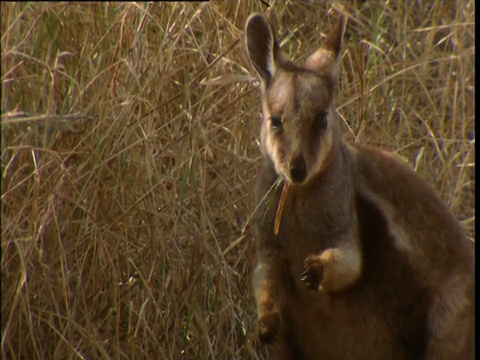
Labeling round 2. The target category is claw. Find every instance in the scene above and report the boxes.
[300,255,324,291]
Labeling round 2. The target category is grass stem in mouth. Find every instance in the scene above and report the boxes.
[274,182,290,235]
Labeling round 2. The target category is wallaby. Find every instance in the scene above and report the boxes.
[245,12,474,360]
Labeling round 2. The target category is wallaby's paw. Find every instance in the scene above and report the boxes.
[258,310,281,344]
[301,254,324,291]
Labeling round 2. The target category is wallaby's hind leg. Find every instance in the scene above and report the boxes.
[424,273,475,360]
[253,262,282,344]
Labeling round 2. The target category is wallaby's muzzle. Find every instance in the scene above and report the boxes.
[289,155,307,184]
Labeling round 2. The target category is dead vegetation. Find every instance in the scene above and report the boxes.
[1,1,474,359]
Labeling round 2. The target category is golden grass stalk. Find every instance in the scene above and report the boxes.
[1,1,474,358]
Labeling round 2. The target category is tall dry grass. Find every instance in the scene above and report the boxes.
[1,1,474,359]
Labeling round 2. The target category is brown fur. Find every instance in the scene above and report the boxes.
[246,12,474,360]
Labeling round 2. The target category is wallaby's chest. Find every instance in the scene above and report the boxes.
[255,179,354,275]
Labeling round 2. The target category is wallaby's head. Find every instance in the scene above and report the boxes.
[246,13,345,185]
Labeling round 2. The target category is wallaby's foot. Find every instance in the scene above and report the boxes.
[301,255,324,291]
[258,309,281,344]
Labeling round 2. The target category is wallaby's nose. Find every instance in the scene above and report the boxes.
[289,156,307,184]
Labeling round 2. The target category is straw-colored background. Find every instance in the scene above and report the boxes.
[2,1,474,359]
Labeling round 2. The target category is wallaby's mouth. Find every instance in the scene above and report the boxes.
[286,154,308,184]
[283,171,309,187]
[289,162,307,184]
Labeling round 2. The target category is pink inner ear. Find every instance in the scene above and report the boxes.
[303,15,344,78]
[304,49,337,77]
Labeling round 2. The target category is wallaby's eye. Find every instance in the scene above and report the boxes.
[313,112,328,131]
[270,116,283,130]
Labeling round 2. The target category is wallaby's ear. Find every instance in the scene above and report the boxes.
[304,15,345,82]
[245,13,278,87]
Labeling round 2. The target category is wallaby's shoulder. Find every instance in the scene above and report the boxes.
[352,144,472,264]
[353,143,440,202]
[353,144,448,209]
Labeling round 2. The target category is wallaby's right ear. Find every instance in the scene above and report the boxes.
[245,13,278,87]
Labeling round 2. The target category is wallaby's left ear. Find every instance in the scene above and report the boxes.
[304,15,345,82]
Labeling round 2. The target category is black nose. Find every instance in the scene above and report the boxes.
[289,156,307,184]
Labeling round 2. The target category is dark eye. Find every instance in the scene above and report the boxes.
[270,116,283,130]
[313,112,328,131]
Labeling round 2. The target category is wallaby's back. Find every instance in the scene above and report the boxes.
[245,11,474,360]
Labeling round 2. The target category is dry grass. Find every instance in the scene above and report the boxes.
[1,1,474,359]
